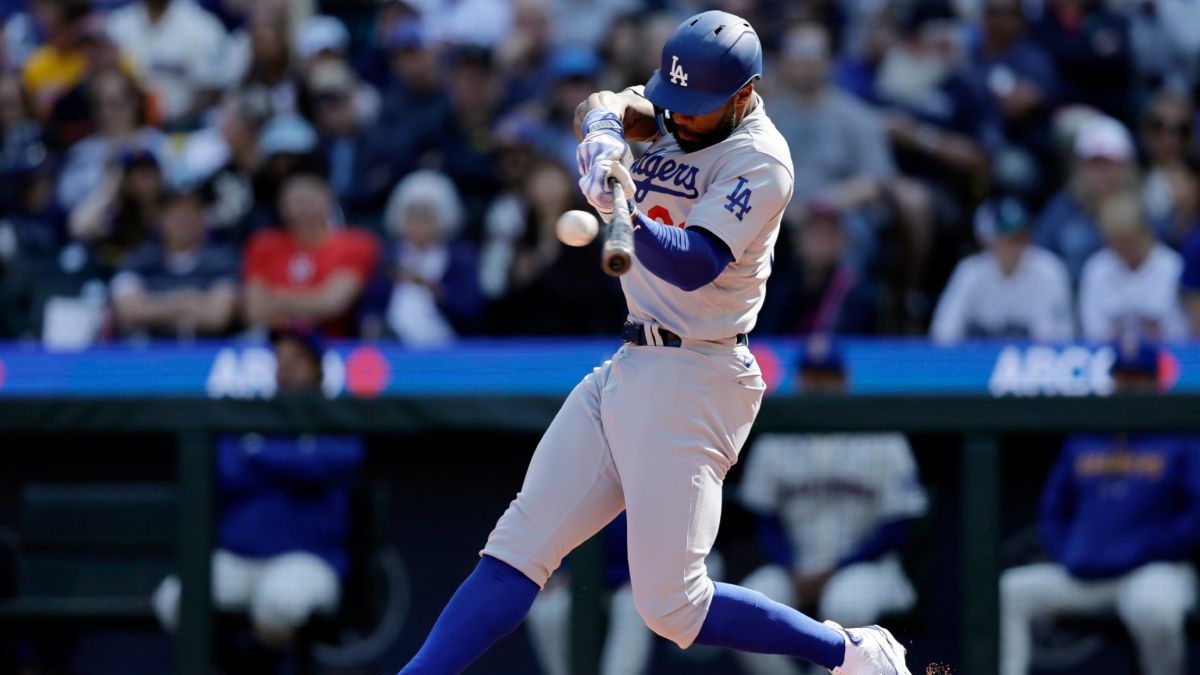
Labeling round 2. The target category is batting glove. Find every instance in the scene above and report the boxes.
[579,158,636,224]
[576,108,632,176]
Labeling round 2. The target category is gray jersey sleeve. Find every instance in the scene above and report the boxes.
[684,157,792,261]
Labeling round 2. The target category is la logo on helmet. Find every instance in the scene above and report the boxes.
[669,55,688,87]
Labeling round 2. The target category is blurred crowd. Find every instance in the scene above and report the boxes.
[0,0,1198,346]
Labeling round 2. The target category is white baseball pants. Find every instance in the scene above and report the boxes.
[153,549,341,646]
[734,558,918,675]
[1001,561,1197,675]
[482,341,765,647]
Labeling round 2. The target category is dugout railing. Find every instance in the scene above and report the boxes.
[2,393,1199,675]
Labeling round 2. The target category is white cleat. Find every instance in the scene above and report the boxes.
[825,621,912,675]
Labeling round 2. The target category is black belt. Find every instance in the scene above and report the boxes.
[622,321,747,347]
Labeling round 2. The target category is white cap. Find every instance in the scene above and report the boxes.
[297,15,350,60]
[1074,115,1134,161]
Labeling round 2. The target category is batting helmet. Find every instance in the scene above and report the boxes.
[644,11,763,116]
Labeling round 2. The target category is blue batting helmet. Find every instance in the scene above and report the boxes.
[643,11,763,116]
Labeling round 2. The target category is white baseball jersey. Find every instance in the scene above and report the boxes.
[930,246,1075,342]
[622,88,794,341]
[1079,242,1187,341]
[739,433,927,573]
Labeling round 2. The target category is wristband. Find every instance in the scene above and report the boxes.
[581,108,624,138]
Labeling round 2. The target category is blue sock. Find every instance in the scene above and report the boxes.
[694,581,846,670]
[399,555,539,674]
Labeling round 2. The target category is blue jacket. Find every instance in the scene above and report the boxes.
[216,434,364,576]
[1040,434,1200,579]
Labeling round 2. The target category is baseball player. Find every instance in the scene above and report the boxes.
[397,11,911,675]
[735,343,927,675]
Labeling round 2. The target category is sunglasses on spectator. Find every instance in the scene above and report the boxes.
[1146,117,1192,136]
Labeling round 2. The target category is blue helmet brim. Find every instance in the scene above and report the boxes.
[644,68,738,117]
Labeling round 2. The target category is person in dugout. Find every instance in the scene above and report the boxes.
[152,320,364,672]
[1001,334,1200,675]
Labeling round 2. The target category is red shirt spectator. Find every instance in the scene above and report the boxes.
[242,172,380,337]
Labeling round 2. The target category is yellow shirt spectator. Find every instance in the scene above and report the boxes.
[23,45,86,118]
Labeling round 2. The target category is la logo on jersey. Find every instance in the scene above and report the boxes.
[669,55,688,87]
[724,176,753,221]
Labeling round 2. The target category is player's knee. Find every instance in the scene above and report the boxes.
[1119,595,1186,636]
[1000,566,1042,616]
[151,576,181,632]
[631,587,706,646]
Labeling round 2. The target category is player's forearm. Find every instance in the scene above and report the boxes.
[114,291,201,333]
[252,274,363,323]
[192,286,238,335]
[632,213,734,291]
[574,90,658,142]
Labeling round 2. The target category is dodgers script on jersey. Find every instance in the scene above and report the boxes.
[623,87,794,341]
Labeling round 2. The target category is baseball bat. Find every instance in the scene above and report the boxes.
[602,178,634,276]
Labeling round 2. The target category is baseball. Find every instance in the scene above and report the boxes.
[555,210,599,247]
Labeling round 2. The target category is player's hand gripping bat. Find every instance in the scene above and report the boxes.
[602,176,634,276]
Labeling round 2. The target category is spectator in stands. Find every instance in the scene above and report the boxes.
[249,113,321,235]
[931,197,1073,341]
[22,0,92,118]
[1036,114,1139,284]
[769,22,903,275]
[1079,191,1186,341]
[295,15,379,130]
[874,0,1000,228]
[238,3,300,116]
[1139,91,1198,247]
[382,170,481,346]
[69,147,166,272]
[1000,335,1200,675]
[735,340,927,675]
[757,203,878,336]
[153,320,363,656]
[377,17,446,128]
[1184,226,1200,336]
[176,85,273,242]
[109,187,238,338]
[428,46,507,232]
[56,68,168,212]
[496,0,554,104]
[1125,0,1200,107]
[351,0,418,88]
[107,0,232,129]
[499,46,602,173]
[295,13,348,72]
[242,171,381,338]
[42,12,141,153]
[482,158,622,335]
[303,59,398,219]
[1032,0,1133,123]
[0,71,46,214]
[971,0,1060,196]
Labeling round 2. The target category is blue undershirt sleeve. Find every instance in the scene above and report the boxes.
[631,210,734,291]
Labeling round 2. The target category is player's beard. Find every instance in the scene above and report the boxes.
[672,102,741,154]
